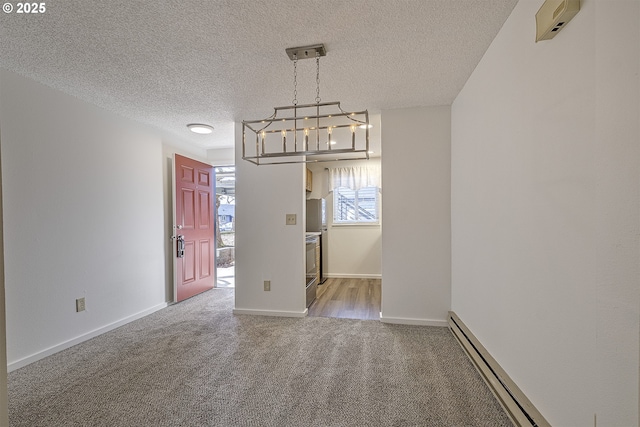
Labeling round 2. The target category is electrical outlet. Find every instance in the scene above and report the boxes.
[76,297,86,312]
[264,280,271,291]
[285,214,296,225]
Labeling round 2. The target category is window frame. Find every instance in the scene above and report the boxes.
[332,186,380,226]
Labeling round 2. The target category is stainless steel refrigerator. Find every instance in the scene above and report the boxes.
[306,198,327,284]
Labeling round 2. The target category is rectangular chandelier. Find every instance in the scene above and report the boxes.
[242,101,370,165]
[242,44,370,166]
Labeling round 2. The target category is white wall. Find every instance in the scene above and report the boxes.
[0,122,9,425]
[207,147,235,166]
[306,159,382,278]
[451,1,640,425]
[0,69,168,369]
[233,124,306,316]
[381,106,451,326]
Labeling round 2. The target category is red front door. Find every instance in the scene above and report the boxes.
[174,154,215,302]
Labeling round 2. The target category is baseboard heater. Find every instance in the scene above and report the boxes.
[448,311,551,427]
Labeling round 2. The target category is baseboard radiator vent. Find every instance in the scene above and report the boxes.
[448,311,551,427]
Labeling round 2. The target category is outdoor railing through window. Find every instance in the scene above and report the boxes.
[334,187,378,223]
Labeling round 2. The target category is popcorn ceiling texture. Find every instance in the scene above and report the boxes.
[0,0,518,149]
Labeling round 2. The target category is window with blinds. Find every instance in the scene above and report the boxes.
[333,186,379,224]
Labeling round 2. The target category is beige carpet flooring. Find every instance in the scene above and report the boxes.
[8,288,511,426]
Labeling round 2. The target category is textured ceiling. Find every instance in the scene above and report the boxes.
[0,0,518,149]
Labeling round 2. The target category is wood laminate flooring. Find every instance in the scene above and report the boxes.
[308,277,381,320]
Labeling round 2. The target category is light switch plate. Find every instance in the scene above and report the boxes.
[286,214,296,225]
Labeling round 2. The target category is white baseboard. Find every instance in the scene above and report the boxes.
[233,308,308,318]
[448,311,550,427]
[325,273,382,279]
[380,315,448,327]
[8,302,168,372]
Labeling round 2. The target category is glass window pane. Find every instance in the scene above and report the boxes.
[333,187,378,223]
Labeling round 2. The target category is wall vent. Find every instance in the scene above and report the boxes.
[448,311,551,427]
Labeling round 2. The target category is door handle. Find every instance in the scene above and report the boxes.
[176,235,185,258]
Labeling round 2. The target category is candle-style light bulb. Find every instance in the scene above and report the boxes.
[304,128,309,150]
[327,126,333,149]
[351,124,357,147]
[281,129,287,152]
[261,131,266,153]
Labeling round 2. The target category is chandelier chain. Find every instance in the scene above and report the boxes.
[292,54,298,106]
[242,45,371,165]
[315,51,321,103]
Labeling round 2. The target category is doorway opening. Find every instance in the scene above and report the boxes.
[173,154,216,302]
[304,163,382,320]
[215,166,235,288]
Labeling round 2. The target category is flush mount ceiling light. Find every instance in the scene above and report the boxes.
[242,44,370,165]
[187,123,214,134]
